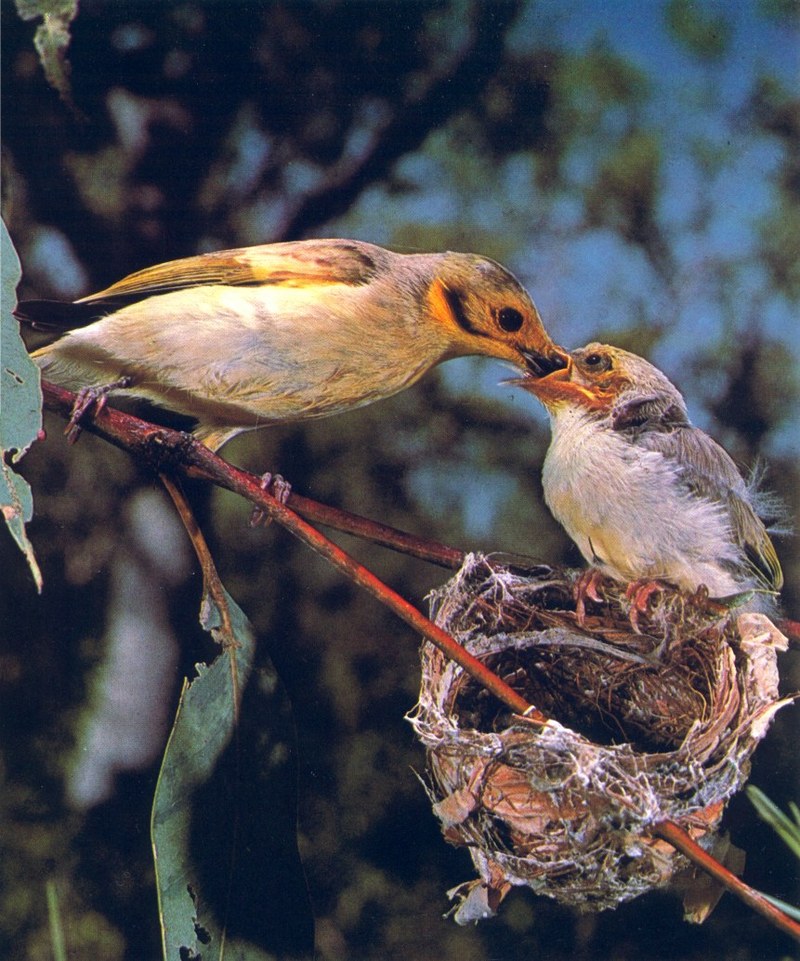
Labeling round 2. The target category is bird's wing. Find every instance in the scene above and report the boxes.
[726,487,784,591]
[611,392,689,432]
[635,424,783,591]
[79,239,382,303]
[15,299,101,331]
[16,240,385,332]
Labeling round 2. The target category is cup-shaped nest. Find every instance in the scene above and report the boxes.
[407,555,790,924]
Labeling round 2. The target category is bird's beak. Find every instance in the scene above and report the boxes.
[520,346,570,378]
[505,352,573,395]
[510,356,611,411]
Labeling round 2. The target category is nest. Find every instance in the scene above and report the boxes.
[407,554,790,924]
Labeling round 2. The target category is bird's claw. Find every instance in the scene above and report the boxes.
[625,579,664,633]
[250,472,292,526]
[65,376,132,443]
[573,568,605,625]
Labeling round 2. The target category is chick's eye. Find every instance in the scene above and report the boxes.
[583,352,609,370]
[497,306,524,332]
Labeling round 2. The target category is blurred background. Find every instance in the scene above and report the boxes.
[2,1,798,958]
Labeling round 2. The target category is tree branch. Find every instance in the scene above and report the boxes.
[274,1,522,239]
[653,819,800,942]
[39,380,542,721]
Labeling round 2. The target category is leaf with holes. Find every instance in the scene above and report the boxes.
[151,582,311,960]
[1,218,43,591]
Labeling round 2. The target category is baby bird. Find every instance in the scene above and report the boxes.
[17,238,565,452]
[517,343,783,617]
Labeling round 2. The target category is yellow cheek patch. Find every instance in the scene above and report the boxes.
[428,277,459,331]
[428,277,493,343]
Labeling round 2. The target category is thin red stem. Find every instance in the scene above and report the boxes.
[39,381,800,938]
[281,489,465,568]
[40,381,542,720]
[653,819,800,941]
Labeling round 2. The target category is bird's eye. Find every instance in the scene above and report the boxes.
[583,352,610,370]
[497,307,524,332]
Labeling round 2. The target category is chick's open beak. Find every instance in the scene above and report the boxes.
[504,352,573,394]
[521,347,570,378]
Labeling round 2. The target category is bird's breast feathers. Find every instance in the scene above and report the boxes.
[542,411,742,590]
[38,283,447,423]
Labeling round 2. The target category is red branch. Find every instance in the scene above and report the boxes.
[284,489,465,569]
[39,381,541,721]
[38,381,800,937]
[653,819,800,941]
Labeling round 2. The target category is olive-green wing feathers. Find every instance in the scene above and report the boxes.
[80,239,382,302]
[16,240,384,331]
[638,425,783,591]
[726,488,784,591]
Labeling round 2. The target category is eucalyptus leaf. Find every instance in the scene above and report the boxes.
[152,584,312,960]
[1,218,43,591]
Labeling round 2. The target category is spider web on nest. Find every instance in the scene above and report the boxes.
[407,554,791,923]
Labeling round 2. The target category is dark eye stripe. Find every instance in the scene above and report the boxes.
[442,286,489,338]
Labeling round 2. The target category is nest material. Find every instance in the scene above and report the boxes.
[407,554,790,924]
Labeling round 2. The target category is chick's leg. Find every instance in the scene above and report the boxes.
[625,579,665,633]
[573,567,606,625]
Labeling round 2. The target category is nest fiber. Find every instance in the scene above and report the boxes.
[408,554,789,923]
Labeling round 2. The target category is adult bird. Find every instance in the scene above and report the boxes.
[18,238,566,452]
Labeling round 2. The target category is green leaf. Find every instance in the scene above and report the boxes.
[1,218,43,592]
[747,785,800,860]
[760,892,800,923]
[14,0,80,112]
[152,584,312,960]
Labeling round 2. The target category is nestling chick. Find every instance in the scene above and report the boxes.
[17,238,565,452]
[516,343,783,614]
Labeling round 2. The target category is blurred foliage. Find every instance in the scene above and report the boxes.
[759,0,800,21]
[665,0,732,60]
[1,1,798,960]
[750,76,800,298]
[584,129,670,275]
[13,0,79,112]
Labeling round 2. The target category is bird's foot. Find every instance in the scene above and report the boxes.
[573,568,606,625]
[65,376,132,443]
[250,472,292,526]
[625,579,665,633]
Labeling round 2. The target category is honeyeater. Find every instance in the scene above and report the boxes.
[18,238,566,452]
